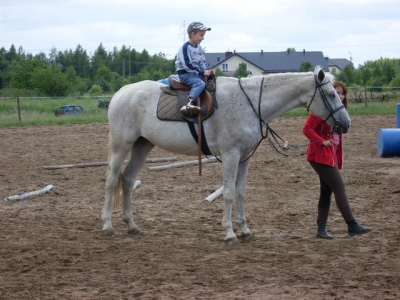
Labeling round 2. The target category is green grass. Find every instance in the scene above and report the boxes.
[283,99,399,118]
[0,96,399,127]
[0,96,111,126]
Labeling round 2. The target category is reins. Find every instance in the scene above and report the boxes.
[238,77,289,161]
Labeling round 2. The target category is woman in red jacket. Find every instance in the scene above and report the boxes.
[303,81,371,239]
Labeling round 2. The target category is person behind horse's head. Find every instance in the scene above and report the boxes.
[333,81,348,109]
[303,80,371,239]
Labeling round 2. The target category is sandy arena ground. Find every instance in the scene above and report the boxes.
[0,115,399,299]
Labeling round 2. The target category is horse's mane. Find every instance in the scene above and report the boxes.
[262,70,335,84]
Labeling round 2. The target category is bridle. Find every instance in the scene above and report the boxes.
[307,77,346,133]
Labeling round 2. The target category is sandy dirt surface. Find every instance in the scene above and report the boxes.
[0,115,399,300]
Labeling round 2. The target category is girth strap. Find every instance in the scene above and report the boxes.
[187,122,212,156]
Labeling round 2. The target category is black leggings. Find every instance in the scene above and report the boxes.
[310,161,354,222]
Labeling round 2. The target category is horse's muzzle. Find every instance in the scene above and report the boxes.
[333,121,349,134]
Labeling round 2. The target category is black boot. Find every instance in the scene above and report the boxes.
[317,222,333,239]
[347,220,371,236]
[316,207,332,239]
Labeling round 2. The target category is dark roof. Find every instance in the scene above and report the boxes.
[205,50,329,73]
[326,58,353,70]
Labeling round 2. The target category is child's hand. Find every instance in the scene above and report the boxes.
[322,139,333,146]
[204,69,213,76]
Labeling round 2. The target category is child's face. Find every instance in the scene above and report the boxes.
[189,30,207,45]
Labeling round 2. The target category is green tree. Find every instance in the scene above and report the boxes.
[389,75,400,88]
[94,65,112,92]
[336,71,349,85]
[5,44,19,62]
[381,58,396,84]
[132,69,151,82]
[338,65,355,85]
[65,67,87,95]
[299,61,312,72]
[358,66,371,85]
[234,62,249,78]
[73,44,90,78]
[214,67,224,77]
[366,76,383,92]
[32,64,69,96]
[0,50,9,89]
[8,57,47,90]
[91,43,111,79]
[88,84,103,95]
[110,72,125,92]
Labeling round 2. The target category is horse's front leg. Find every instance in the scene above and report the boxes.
[221,154,240,245]
[235,160,253,241]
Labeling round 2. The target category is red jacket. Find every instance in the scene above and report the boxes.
[302,113,343,170]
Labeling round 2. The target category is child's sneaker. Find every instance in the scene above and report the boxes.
[180,100,200,116]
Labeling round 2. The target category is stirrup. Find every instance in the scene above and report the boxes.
[180,104,200,116]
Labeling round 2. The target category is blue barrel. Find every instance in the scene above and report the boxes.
[377,128,400,157]
[397,103,400,128]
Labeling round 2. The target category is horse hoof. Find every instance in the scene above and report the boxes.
[239,232,254,242]
[127,228,141,235]
[224,237,237,247]
[102,228,115,236]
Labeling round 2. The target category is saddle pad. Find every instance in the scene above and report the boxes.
[157,92,185,122]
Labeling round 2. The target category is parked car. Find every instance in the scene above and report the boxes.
[98,99,110,109]
[55,105,86,117]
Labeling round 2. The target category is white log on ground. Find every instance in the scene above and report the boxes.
[133,180,141,190]
[148,157,218,172]
[43,157,178,170]
[204,185,223,204]
[4,185,54,201]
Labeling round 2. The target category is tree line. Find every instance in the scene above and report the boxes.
[0,44,175,97]
[1,43,399,97]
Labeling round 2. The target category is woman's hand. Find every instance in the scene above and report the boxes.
[322,139,333,146]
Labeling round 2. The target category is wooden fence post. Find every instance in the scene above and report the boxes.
[364,86,367,108]
[17,96,21,122]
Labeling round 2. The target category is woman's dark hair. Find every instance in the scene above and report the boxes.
[333,81,348,109]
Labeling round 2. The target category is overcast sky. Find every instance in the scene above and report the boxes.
[1,0,399,67]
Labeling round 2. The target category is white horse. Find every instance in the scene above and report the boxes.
[102,66,350,245]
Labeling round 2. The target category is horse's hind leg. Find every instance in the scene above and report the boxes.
[102,140,132,235]
[235,160,253,241]
[121,137,154,234]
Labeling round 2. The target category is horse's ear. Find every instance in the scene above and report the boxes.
[314,65,325,83]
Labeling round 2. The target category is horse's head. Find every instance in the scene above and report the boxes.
[307,66,351,134]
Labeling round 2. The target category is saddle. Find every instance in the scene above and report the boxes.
[157,75,216,158]
[157,74,216,123]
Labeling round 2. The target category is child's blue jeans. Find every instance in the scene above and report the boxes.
[178,73,205,101]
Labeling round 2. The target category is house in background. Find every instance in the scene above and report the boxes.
[325,58,353,75]
[205,49,329,76]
